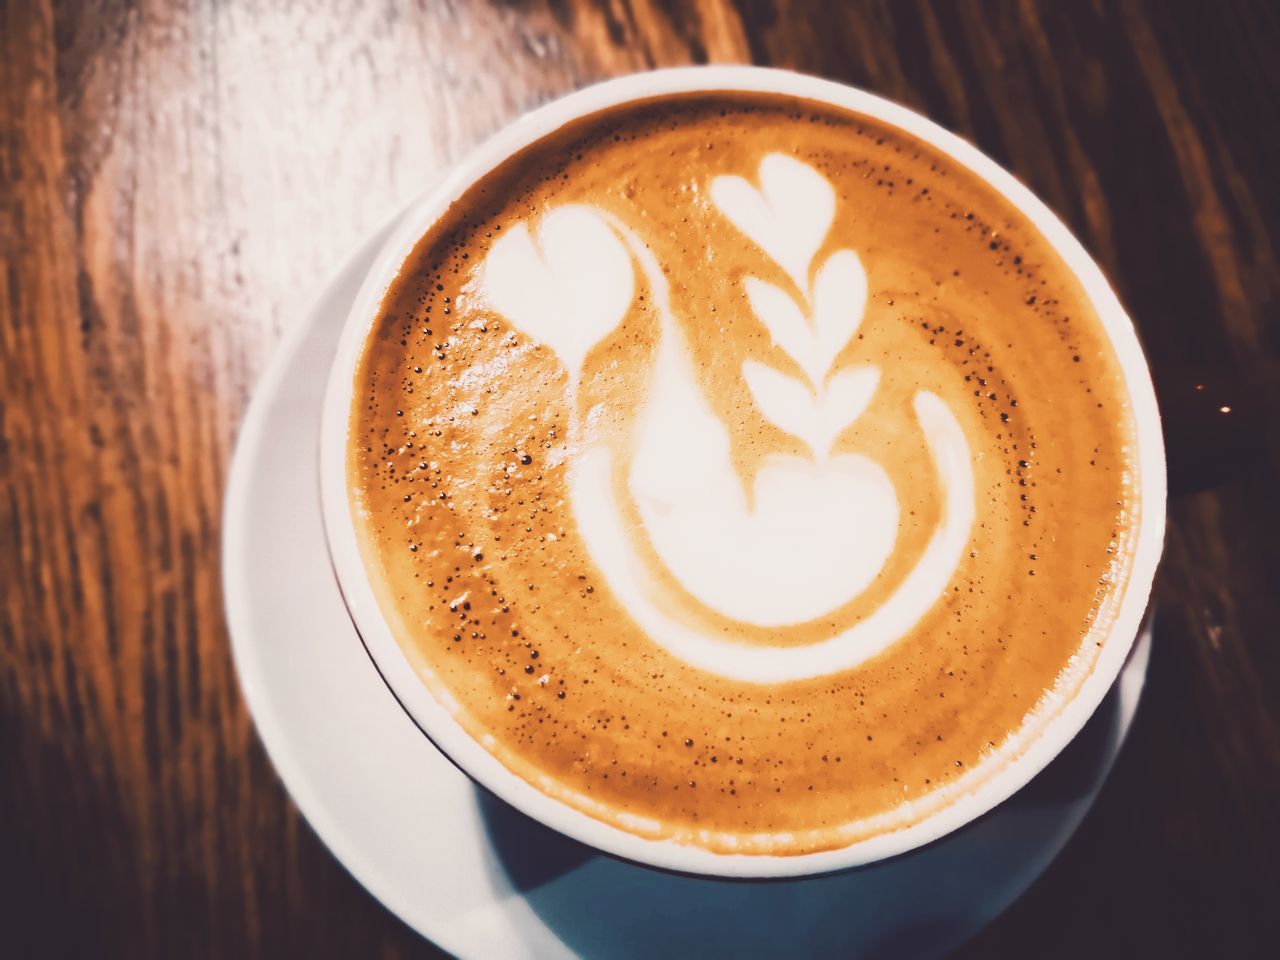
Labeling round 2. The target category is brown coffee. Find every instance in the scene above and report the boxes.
[345,93,1139,856]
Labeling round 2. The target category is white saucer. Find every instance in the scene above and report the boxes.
[223,208,1152,959]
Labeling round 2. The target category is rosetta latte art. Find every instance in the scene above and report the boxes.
[481,154,976,682]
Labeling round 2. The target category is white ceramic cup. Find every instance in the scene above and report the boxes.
[319,66,1166,879]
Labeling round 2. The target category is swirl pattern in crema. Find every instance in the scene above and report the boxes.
[348,93,1140,856]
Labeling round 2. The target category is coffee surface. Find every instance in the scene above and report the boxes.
[348,93,1139,855]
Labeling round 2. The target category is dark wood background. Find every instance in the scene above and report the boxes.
[3,1,1278,956]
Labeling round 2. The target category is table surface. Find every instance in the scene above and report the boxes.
[3,1,1278,956]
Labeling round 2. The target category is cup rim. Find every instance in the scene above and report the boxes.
[319,64,1167,880]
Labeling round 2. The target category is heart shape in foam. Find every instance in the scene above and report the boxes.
[710,154,837,295]
[480,205,633,377]
[636,452,900,628]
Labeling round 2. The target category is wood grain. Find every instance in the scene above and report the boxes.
[2,1,1277,956]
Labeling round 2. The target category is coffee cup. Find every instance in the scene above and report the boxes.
[319,66,1165,879]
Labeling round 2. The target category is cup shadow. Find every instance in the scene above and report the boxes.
[474,623,1146,959]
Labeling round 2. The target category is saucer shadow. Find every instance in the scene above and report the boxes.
[475,641,1138,959]
[477,790,598,891]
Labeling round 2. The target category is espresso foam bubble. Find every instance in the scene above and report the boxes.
[349,93,1139,856]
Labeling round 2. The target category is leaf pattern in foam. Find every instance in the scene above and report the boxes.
[710,153,836,295]
[811,249,868,380]
[480,205,633,377]
[743,360,880,459]
[742,360,819,452]
[817,366,880,456]
[744,276,822,385]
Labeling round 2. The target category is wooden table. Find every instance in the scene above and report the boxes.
[3,1,1277,956]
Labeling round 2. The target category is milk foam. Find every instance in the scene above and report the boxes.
[481,153,976,682]
[482,205,635,385]
[571,391,973,682]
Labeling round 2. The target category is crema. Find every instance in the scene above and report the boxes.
[346,93,1139,856]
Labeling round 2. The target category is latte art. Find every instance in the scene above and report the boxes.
[482,156,977,680]
[348,94,1139,855]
